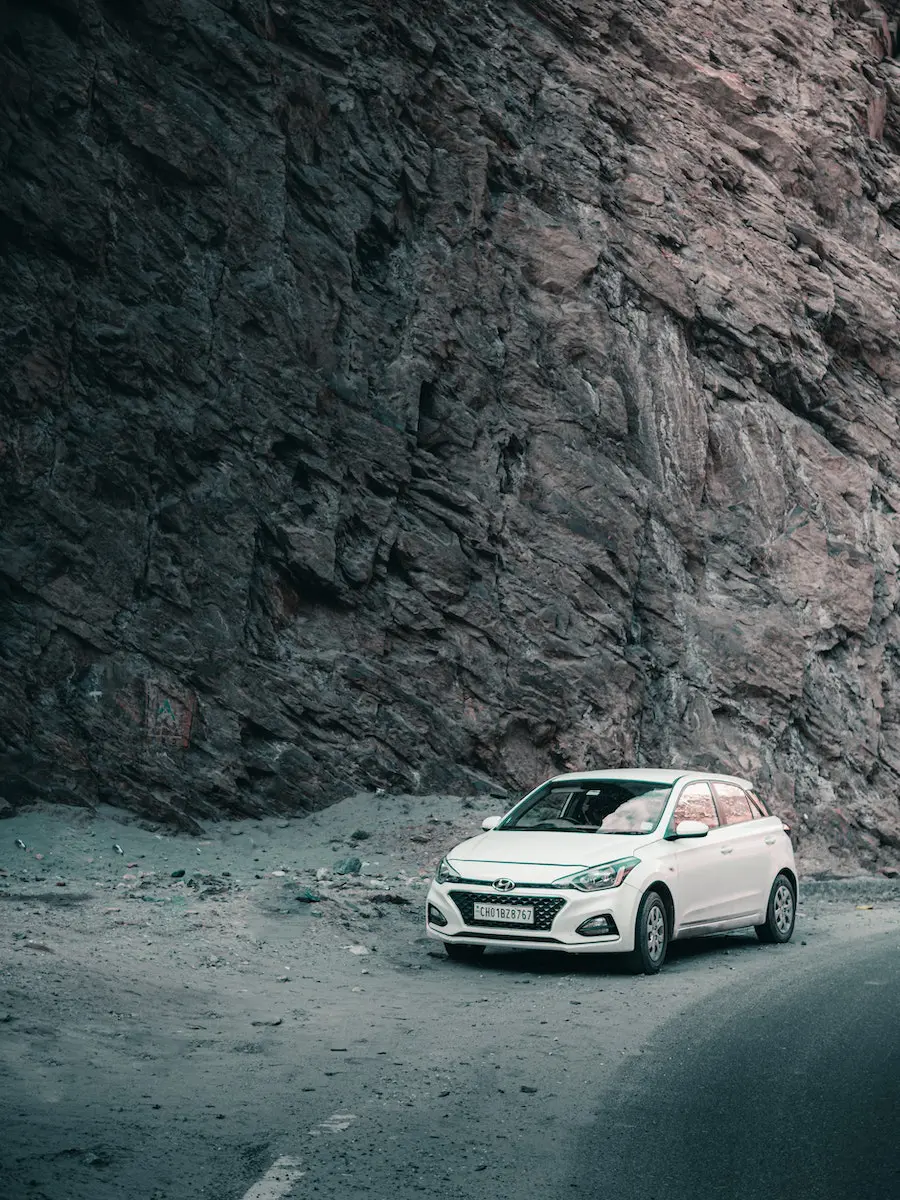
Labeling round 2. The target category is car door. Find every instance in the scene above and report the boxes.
[710,782,771,919]
[668,781,735,931]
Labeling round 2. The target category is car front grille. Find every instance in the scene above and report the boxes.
[448,890,566,931]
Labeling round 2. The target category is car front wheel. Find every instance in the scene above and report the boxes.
[444,942,486,962]
[625,890,668,974]
[755,873,796,944]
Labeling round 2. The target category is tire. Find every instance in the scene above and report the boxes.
[444,942,486,962]
[755,873,796,944]
[624,890,668,975]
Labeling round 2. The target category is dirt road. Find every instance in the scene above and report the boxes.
[2,798,898,1200]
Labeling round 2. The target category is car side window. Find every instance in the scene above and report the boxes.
[712,783,755,825]
[747,790,770,818]
[671,782,719,829]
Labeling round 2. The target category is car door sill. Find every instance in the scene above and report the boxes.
[677,912,761,935]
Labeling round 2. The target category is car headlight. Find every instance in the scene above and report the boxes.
[435,857,462,884]
[552,857,640,891]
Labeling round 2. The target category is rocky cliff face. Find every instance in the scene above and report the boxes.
[2,0,900,871]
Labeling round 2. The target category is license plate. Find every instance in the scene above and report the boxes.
[472,902,534,925]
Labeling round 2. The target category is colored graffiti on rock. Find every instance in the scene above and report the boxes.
[145,683,196,749]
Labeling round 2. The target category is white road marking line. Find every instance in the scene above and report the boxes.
[241,1112,357,1195]
[241,1156,305,1200]
[309,1111,358,1136]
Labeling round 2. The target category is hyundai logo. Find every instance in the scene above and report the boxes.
[493,878,516,892]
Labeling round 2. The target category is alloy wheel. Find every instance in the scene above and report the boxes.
[773,883,794,935]
[646,901,666,961]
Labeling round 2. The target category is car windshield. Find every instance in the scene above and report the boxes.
[500,780,672,834]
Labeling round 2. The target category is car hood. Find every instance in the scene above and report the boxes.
[445,829,656,883]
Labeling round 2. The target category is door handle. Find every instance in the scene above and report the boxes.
[765,836,776,845]
[720,847,734,855]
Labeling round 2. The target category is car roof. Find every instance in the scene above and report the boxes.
[545,767,756,789]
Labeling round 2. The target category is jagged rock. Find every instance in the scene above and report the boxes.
[333,857,362,876]
[1,0,900,870]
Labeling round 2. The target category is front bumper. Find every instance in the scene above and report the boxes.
[425,879,641,954]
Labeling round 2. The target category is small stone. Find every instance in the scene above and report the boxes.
[14,839,25,850]
[171,869,185,878]
[84,1150,113,1167]
[351,830,371,840]
[296,889,321,904]
[368,892,411,905]
[343,944,369,955]
[250,1017,283,1027]
[520,1085,538,1094]
[113,844,124,855]
[333,857,362,876]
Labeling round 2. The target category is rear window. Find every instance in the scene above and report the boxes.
[501,780,672,835]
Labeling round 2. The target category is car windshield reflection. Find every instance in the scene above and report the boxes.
[500,780,672,834]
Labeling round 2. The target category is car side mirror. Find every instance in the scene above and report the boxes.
[671,819,710,838]
[481,815,502,831]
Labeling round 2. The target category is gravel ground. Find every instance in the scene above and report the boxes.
[2,796,899,1200]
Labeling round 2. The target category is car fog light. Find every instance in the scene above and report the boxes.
[576,914,618,937]
[427,904,448,928]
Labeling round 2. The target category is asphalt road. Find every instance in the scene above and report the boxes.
[576,930,900,1200]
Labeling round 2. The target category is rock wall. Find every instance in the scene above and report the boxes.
[2,0,900,870]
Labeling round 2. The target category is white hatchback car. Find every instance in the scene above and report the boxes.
[426,768,797,973]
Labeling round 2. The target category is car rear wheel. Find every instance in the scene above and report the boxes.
[755,873,796,944]
[444,942,486,962]
[625,890,668,974]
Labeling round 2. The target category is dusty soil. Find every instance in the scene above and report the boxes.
[2,796,899,1200]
